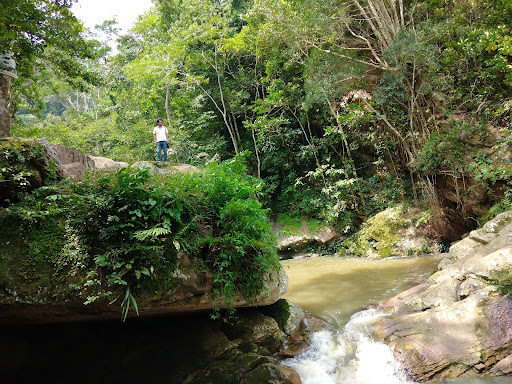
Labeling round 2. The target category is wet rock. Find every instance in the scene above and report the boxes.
[274,222,341,257]
[241,363,302,384]
[373,211,512,382]
[222,309,282,352]
[183,352,273,384]
[282,301,305,337]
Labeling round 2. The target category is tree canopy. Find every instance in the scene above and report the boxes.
[7,0,512,236]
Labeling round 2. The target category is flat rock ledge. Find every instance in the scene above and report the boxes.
[0,252,288,324]
[372,211,512,382]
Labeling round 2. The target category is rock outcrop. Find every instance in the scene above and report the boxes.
[345,205,439,258]
[372,211,512,382]
[274,221,341,257]
[0,246,288,323]
[44,142,129,181]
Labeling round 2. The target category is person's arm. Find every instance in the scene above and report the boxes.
[153,133,157,145]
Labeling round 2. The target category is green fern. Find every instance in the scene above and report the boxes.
[133,226,171,242]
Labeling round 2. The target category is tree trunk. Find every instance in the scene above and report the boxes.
[0,75,11,137]
[165,83,171,125]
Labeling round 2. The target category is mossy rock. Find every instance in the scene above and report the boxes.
[0,215,88,305]
[345,205,438,258]
[0,138,53,207]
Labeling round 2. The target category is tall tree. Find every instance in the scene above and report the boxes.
[0,0,94,137]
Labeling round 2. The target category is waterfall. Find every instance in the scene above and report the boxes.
[283,309,414,384]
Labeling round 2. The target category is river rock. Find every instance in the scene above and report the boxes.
[373,210,512,381]
[222,309,283,353]
[346,205,439,258]
[274,222,341,257]
[241,363,302,384]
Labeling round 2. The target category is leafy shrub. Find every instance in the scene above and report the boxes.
[2,153,280,320]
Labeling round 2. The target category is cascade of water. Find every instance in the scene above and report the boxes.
[283,309,415,384]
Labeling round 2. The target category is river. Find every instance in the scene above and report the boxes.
[280,255,511,384]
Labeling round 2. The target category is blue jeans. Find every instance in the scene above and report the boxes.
[157,141,168,162]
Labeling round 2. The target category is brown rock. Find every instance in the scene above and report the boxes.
[373,211,512,381]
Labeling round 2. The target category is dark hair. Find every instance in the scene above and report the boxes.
[156,118,164,124]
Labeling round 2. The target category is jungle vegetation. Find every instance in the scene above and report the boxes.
[5,0,512,233]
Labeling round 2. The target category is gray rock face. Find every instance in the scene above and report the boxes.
[373,211,512,382]
[39,143,129,181]
[275,224,341,256]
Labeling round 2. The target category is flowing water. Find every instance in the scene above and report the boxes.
[280,256,511,384]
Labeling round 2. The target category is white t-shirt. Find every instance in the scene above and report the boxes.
[153,126,168,142]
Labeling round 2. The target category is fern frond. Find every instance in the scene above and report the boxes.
[133,227,171,241]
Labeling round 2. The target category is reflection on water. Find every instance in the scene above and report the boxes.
[281,255,441,327]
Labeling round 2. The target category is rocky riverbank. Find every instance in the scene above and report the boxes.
[372,211,512,382]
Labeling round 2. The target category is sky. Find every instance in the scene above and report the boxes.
[71,0,154,35]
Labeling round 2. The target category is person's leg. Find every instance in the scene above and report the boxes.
[163,141,168,162]
[157,141,163,161]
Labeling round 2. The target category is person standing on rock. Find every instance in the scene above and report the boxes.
[153,118,169,163]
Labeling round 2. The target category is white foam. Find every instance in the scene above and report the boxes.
[283,309,414,384]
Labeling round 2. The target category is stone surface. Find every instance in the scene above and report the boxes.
[274,222,341,256]
[283,300,305,337]
[241,363,302,384]
[373,211,512,382]
[89,155,129,170]
[0,263,288,323]
[222,309,283,352]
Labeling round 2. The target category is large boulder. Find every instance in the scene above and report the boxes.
[346,205,439,258]
[0,244,288,323]
[274,220,341,257]
[373,211,512,382]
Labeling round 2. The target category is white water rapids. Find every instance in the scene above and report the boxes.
[284,309,412,384]
[280,256,511,384]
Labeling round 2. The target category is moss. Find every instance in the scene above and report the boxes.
[259,299,290,332]
[27,219,65,265]
[350,205,407,257]
[0,217,56,302]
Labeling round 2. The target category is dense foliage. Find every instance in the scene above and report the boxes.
[0,0,99,137]
[9,0,512,234]
[2,153,280,319]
